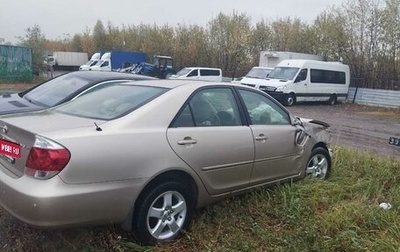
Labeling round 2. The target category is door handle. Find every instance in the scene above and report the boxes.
[177,137,197,145]
[255,134,268,141]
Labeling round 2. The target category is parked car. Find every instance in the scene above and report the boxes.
[0,71,155,115]
[170,67,223,82]
[0,80,331,245]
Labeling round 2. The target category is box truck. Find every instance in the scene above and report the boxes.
[47,51,88,71]
[258,51,323,68]
[89,51,147,71]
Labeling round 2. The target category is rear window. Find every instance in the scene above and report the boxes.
[23,74,92,107]
[55,83,168,120]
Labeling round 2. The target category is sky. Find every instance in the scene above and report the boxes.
[0,0,344,45]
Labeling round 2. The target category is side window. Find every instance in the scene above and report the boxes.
[200,69,220,76]
[238,89,290,125]
[171,88,242,127]
[172,105,194,127]
[295,69,307,82]
[187,69,198,77]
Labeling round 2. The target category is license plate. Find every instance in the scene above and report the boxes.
[389,137,400,147]
[0,139,21,158]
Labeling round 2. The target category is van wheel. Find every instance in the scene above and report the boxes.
[133,180,194,245]
[285,93,296,106]
[328,95,337,105]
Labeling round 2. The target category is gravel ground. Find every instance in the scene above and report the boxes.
[288,102,400,160]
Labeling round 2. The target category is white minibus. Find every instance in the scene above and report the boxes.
[242,60,350,106]
[170,67,222,82]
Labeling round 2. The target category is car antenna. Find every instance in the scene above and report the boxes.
[94,122,102,131]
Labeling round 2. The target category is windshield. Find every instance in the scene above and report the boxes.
[93,59,105,66]
[268,67,300,81]
[84,59,94,66]
[174,68,192,77]
[23,74,93,107]
[55,83,168,120]
[246,68,273,79]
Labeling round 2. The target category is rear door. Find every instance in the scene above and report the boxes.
[237,89,305,184]
[167,87,254,195]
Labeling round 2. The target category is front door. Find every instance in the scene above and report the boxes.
[167,87,254,195]
[237,89,305,184]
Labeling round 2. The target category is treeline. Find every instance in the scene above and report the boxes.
[20,0,400,90]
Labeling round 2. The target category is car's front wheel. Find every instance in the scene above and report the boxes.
[305,147,331,179]
[133,180,194,245]
[285,93,296,106]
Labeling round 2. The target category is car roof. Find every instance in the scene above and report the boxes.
[54,71,156,82]
[182,67,221,71]
[118,79,245,89]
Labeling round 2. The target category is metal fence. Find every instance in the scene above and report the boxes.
[0,45,32,82]
[348,87,400,108]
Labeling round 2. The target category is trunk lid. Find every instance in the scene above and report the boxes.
[0,111,103,177]
[0,121,36,177]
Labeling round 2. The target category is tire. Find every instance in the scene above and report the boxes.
[164,73,173,79]
[133,180,194,245]
[305,147,331,179]
[328,94,337,105]
[285,93,296,106]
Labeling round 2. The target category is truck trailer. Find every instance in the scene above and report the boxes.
[47,51,88,71]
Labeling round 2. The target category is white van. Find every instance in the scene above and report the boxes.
[243,60,350,106]
[79,52,102,70]
[240,67,274,90]
[170,67,222,82]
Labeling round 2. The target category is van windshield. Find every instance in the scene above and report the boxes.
[268,67,300,81]
[246,68,273,79]
[174,68,192,77]
[94,60,105,67]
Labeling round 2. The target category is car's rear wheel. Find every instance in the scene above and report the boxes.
[328,94,337,105]
[133,180,193,245]
[305,147,331,179]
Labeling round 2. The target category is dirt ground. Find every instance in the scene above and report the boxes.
[288,102,400,160]
[1,82,399,160]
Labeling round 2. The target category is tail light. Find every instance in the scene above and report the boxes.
[25,136,70,180]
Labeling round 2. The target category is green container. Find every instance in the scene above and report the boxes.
[0,45,33,82]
